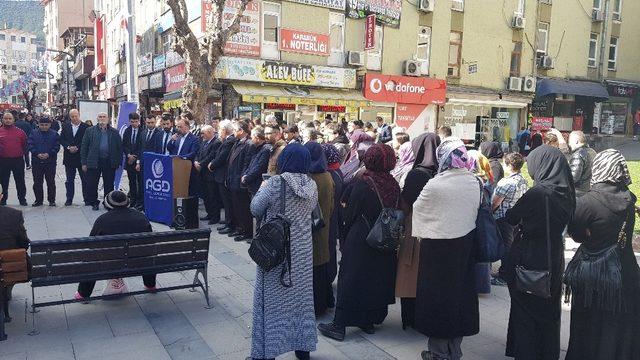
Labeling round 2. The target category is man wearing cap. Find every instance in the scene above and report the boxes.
[60,109,89,206]
[75,190,156,299]
[27,117,60,206]
[0,112,28,206]
[81,112,123,211]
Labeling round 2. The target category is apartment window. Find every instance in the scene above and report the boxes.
[0,34,4,41]
[261,2,281,60]
[613,0,622,20]
[366,25,383,70]
[417,26,432,75]
[536,22,549,58]
[328,12,345,66]
[20,36,25,43]
[608,37,618,71]
[30,38,37,45]
[451,0,464,12]
[510,41,522,77]
[11,65,16,70]
[588,33,598,68]
[593,0,601,10]
[448,31,463,77]
[516,0,525,15]
[10,35,15,42]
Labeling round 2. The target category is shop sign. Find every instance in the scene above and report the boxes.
[279,29,330,56]
[237,103,262,118]
[164,64,186,93]
[202,0,261,57]
[363,74,446,105]
[138,54,153,75]
[318,105,346,112]
[346,0,402,28]
[531,97,552,117]
[264,103,296,110]
[153,55,166,72]
[165,50,184,67]
[139,76,150,91]
[451,108,467,117]
[496,111,510,119]
[607,84,638,98]
[364,14,375,50]
[396,103,426,129]
[531,117,553,131]
[115,83,127,98]
[149,72,164,89]
[283,0,345,10]
[216,56,357,88]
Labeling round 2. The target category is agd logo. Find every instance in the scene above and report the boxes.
[146,159,170,192]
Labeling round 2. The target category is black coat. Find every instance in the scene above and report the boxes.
[227,136,251,192]
[242,142,271,194]
[122,126,143,170]
[210,135,235,184]
[197,136,221,182]
[0,206,29,250]
[60,122,88,166]
[138,127,163,164]
[89,207,152,236]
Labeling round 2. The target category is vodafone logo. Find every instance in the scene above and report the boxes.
[363,74,447,105]
[369,78,383,94]
[368,77,426,95]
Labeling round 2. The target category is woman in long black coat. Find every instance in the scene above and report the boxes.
[566,149,640,360]
[322,143,344,308]
[318,144,399,341]
[503,145,575,360]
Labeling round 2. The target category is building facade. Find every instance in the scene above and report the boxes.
[0,28,44,106]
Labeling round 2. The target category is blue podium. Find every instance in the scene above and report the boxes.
[143,153,192,225]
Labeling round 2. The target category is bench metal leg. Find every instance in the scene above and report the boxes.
[0,286,7,341]
[28,287,38,336]
[202,268,212,309]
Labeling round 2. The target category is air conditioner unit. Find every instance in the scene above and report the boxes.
[507,76,523,91]
[418,0,434,12]
[347,51,364,67]
[522,76,536,92]
[404,60,421,76]
[512,14,526,29]
[612,12,621,21]
[540,0,552,4]
[592,9,604,22]
[451,0,464,11]
[538,55,555,69]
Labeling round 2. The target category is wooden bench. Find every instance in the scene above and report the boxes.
[26,228,212,336]
[0,248,29,341]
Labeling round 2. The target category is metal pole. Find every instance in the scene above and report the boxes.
[65,56,70,116]
[125,0,138,104]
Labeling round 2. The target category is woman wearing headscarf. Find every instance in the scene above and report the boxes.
[318,144,399,341]
[565,149,640,360]
[479,141,504,187]
[503,145,575,360]
[322,143,344,307]
[390,137,415,189]
[395,132,440,330]
[304,141,335,316]
[249,143,318,360]
[412,138,480,360]
[340,130,374,184]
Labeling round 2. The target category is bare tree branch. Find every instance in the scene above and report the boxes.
[220,0,251,45]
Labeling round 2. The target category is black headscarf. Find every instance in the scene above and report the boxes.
[526,145,576,219]
[479,141,504,160]
[411,132,440,171]
[304,141,327,174]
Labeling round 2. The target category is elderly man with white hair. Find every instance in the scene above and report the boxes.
[80,112,123,211]
[208,120,236,227]
[195,124,222,224]
[60,108,90,206]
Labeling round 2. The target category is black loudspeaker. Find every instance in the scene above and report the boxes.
[173,197,199,230]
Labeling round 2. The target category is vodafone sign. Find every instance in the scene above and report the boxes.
[363,74,446,105]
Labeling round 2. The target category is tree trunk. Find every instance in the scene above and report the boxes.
[181,57,212,123]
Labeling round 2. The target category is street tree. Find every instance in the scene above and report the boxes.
[21,82,38,114]
[167,0,251,123]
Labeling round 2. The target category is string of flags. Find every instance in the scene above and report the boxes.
[0,51,52,98]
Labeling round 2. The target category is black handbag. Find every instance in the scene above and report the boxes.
[474,177,505,263]
[311,203,325,233]
[363,179,405,253]
[248,178,293,287]
[515,196,551,298]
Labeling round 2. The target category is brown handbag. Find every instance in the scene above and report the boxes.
[0,248,29,285]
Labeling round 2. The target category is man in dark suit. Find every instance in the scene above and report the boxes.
[167,118,200,196]
[158,114,176,155]
[194,125,221,224]
[208,120,235,233]
[60,109,89,206]
[135,114,163,211]
[122,112,143,208]
[226,119,252,242]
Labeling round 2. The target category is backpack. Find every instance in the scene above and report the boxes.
[363,179,404,253]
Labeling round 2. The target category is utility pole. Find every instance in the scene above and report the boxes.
[125,0,139,104]
[597,0,610,81]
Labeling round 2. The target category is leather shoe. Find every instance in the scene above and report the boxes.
[229,230,242,237]
[49,202,56,207]
[359,325,375,334]
[64,200,73,206]
[217,225,229,231]
[208,218,220,225]
[318,322,345,341]
[19,200,27,206]
[234,235,249,242]
[200,215,211,221]
[92,204,100,211]
[218,227,234,235]
[32,202,43,207]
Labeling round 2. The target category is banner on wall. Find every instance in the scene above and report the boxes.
[202,0,261,57]
[279,29,330,56]
[346,0,402,28]
[283,0,345,10]
[364,14,375,50]
[363,74,446,104]
[164,63,186,93]
[531,117,553,131]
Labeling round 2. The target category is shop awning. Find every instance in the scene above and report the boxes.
[162,89,222,110]
[232,83,371,107]
[536,78,609,100]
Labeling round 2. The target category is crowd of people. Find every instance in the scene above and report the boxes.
[1,107,640,360]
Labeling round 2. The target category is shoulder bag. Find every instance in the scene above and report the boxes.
[563,206,630,312]
[363,179,405,253]
[474,177,505,263]
[515,196,551,298]
[248,178,293,287]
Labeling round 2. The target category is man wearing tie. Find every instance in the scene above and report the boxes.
[194,125,221,224]
[60,109,89,206]
[159,115,175,155]
[208,120,236,233]
[167,118,200,195]
[135,114,162,211]
[122,112,143,209]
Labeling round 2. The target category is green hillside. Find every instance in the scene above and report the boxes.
[0,0,44,41]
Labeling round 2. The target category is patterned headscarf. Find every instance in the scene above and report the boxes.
[436,137,474,173]
[591,149,632,186]
[362,144,400,208]
[467,150,494,185]
[390,141,415,179]
[321,143,341,165]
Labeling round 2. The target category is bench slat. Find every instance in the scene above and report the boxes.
[128,240,209,258]
[31,247,126,264]
[32,259,127,278]
[128,251,209,269]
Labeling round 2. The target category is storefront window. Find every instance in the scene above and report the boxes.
[510,41,522,77]
[601,102,628,135]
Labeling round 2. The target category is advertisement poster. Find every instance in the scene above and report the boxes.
[363,74,446,104]
[279,29,330,56]
[531,117,553,131]
[202,0,261,57]
[346,0,402,28]
[364,14,376,50]
[284,0,345,10]
[164,63,186,93]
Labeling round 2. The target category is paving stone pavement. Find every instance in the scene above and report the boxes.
[0,159,574,360]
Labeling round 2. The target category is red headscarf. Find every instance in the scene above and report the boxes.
[362,144,401,208]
